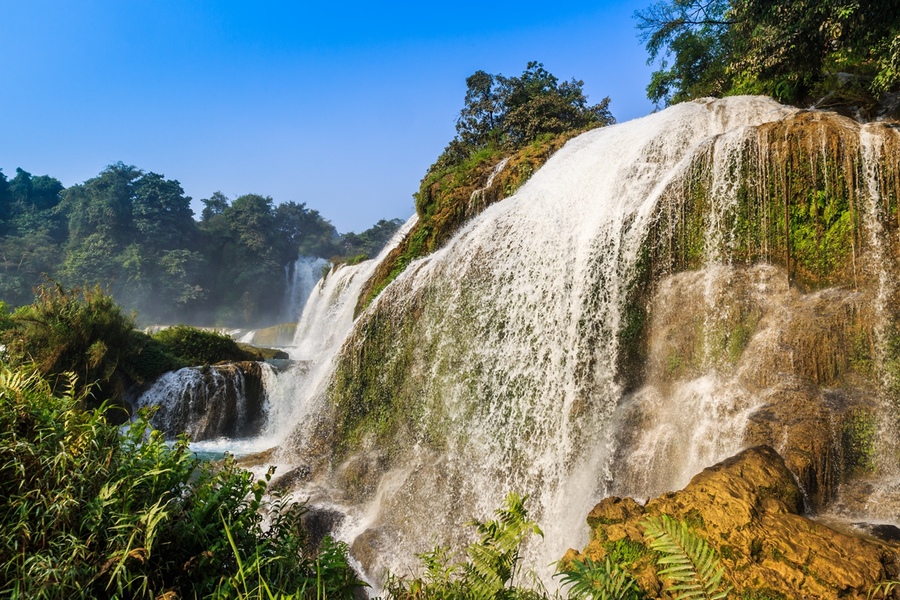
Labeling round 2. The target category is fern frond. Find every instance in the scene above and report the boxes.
[557,556,643,600]
[642,515,730,600]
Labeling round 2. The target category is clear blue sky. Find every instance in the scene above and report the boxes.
[1,1,655,233]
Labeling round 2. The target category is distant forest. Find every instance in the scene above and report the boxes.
[0,163,403,327]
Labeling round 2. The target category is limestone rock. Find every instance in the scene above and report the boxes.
[570,447,899,599]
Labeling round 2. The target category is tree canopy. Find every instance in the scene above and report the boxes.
[445,61,615,165]
[0,164,403,327]
[636,0,900,110]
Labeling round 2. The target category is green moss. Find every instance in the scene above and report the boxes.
[683,508,705,530]
[842,409,878,474]
[603,538,649,567]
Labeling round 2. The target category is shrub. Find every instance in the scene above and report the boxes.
[152,325,253,365]
[0,365,364,599]
[0,283,136,409]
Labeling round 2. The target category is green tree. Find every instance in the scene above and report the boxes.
[499,61,614,147]
[274,200,340,261]
[131,172,196,252]
[636,0,900,106]
[457,70,501,149]
[447,61,615,162]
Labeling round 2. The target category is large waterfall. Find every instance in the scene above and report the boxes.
[267,96,900,584]
[140,96,900,589]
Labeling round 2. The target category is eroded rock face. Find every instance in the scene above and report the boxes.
[609,264,883,511]
[135,361,269,440]
[566,447,900,600]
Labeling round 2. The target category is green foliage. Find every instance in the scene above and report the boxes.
[0,364,364,599]
[642,515,730,600]
[385,493,545,600]
[339,218,405,260]
[636,0,900,108]
[0,283,136,409]
[0,161,399,328]
[557,557,645,600]
[452,61,614,161]
[152,325,253,366]
[603,539,649,567]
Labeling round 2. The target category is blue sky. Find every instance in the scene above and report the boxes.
[1,1,655,233]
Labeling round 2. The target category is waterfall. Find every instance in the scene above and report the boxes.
[283,256,330,322]
[141,96,900,588]
[277,97,830,582]
[134,362,270,447]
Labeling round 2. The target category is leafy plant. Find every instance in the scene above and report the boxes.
[869,580,900,600]
[557,556,644,600]
[642,515,730,600]
[0,364,365,599]
[385,492,544,600]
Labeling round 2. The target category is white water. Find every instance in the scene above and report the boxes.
[283,256,331,323]
[134,363,271,449]
[138,97,900,586]
[287,97,803,582]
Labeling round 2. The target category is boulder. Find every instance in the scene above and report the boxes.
[567,446,900,599]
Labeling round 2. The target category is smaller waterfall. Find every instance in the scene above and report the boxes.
[283,256,330,322]
[134,362,271,451]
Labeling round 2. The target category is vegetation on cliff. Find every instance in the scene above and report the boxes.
[636,0,900,112]
[356,62,616,312]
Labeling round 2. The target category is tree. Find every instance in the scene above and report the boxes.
[274,200,340,261]
[131,172,196,252]
[636,0,900,106]
[499,62,614,146]
[200,190,229,221]
[456,70,501,148]
[448,62,615,160]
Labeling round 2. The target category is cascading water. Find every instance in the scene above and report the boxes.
[274,97,871,583]
[283,256,331,323]
[134,362,270,450]
[153,96,899,589]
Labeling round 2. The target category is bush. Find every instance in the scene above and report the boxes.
[152,325,253,366]
[0,283,136,409]
[0,365,364,599]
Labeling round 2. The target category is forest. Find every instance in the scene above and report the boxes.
[0,165,402,327]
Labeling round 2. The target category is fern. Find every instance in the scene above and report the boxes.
[642,515,730,600]
[557,556,644,600]
[464,492,543,597]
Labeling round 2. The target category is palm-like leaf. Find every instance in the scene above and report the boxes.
[642,515,730,600]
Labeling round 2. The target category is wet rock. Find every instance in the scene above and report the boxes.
[569,447,900,600]
[302,506,345,550]
[270,464,313,492]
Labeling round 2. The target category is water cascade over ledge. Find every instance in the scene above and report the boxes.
[154,97,900,587]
